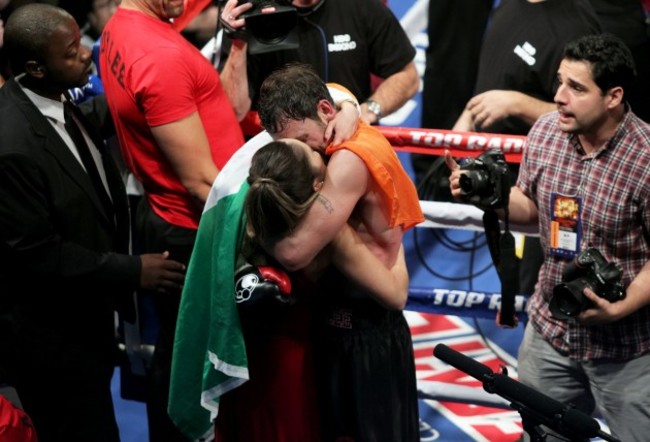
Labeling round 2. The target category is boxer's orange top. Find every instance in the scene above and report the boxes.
[326,120,424,231]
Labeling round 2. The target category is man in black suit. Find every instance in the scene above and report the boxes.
[0,4,186,441]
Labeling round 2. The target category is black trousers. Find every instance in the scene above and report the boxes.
[136,198,196,442]
[8,334,119,442]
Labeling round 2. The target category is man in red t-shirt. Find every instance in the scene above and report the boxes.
[100,1,247,440]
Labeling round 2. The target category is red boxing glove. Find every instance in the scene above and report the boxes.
[258,266,292,296]
[235,264,292,309]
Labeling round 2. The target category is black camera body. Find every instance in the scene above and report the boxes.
[549,248,626,319]
[235,0,299,54]
[458,150,510,210]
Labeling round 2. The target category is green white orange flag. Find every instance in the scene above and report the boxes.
[167,84,354,439]
[168,133,271,440]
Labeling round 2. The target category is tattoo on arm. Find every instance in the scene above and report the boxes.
[317,194,333,214]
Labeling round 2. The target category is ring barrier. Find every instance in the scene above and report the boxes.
[407,287,528,322]
[380,126,532,322]
[387,127,531,407]
[410,201,533,322]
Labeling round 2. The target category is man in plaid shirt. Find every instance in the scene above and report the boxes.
[447,33,650,441]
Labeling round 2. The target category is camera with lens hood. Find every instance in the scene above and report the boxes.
[232,0,299,54]
[549,248,626,319]
[458,150,510,210]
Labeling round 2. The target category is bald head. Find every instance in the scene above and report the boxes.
[4,4,75,75]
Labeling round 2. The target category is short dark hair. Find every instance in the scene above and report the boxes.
[257,63,334,134]
[563,33,636,96]
[4,4,73,75]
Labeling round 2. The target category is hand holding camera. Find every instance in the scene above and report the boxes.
[220,0,299,54]
[219,0,253,37]
[445,149,510,210]
[549,248,626,320]
[446,149,517,328]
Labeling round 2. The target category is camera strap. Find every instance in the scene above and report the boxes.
[483,208,519,328]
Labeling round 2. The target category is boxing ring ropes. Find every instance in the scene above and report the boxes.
[377,126,534,410]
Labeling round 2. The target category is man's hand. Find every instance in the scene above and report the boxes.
[220,0,253,34]
[326,100,359,145]
[577,288,628,325]
[463,90,556,130]
[444,150,463,201]
[466,90,517,130]
[139,251,186,294]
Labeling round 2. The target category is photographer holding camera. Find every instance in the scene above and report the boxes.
[447,33,650,442]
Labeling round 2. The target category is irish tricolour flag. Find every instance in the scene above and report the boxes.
[168,132,272,440]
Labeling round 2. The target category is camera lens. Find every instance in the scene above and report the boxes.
[459,170,489,195]
[549,279,591,319]
[246,7,297,44]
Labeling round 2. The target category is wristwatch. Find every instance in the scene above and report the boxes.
[364,99,383,119]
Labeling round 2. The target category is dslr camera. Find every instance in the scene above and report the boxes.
[458,150,510,210]
[234,0,299,54]
[549,248,626,319]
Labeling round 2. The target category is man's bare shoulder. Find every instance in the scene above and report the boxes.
[324,149,369,193]
[327,148,367,172]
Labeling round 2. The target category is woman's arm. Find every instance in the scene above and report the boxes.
[330,224,408,310]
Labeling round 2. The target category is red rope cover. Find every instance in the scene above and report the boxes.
[377,127,525,164]
[240,111,526,164]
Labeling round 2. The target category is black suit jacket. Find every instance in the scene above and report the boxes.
[0,78,139,368]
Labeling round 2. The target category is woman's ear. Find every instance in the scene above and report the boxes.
[313,179,324,192]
